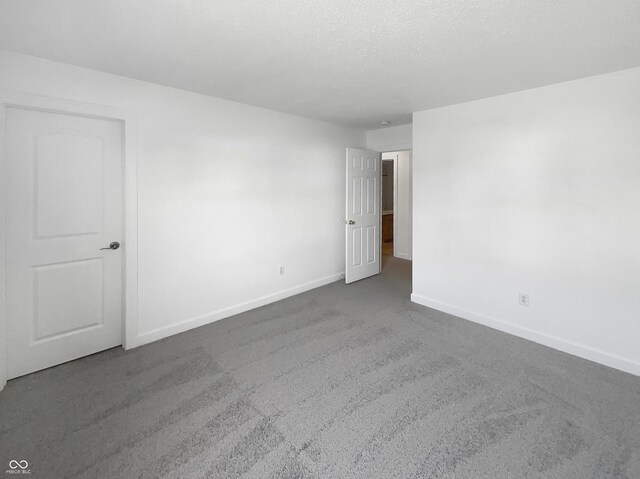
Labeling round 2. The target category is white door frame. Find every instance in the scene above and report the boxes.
[0,90,139,390]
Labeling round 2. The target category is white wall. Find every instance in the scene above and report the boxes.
[0,50,365,347]
[367,123,412,152]
[412,68,640,376]
[382,151,412,260]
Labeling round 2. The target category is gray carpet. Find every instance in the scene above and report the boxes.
[1,257,639,478]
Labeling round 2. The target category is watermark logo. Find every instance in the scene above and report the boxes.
[5,460,31,475]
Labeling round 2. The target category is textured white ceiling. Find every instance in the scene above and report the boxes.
[1,0,639,128]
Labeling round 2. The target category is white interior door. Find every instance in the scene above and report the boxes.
[5,107,123,379]
[345,148,381,284]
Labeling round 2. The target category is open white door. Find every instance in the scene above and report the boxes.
[5,107,124,379]
[345,148,381,284]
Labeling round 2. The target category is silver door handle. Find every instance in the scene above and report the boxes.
[100,241,120,250]
[346,220,356,225]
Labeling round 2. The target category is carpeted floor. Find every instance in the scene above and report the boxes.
[1,257,639,478]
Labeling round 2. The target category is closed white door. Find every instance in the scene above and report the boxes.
[5,107,123,379]
[345,148,381,284]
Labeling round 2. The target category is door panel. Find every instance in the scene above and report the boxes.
[34,132,104,237]
[366,226,376,263]
[33,258,104,341]
[5,107,123,378]
[345,148,381,283]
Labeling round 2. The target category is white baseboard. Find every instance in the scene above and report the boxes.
[137,273,345,347]
[411,293,640,377]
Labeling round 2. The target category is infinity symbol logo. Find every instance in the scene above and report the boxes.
[8,460,28,469]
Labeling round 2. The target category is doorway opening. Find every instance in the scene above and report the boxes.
[382,159,394,261]
[344,147,411,285]
[380,151,412,274]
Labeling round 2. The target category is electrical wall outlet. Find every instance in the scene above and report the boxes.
[519,293,529,307]
[279,265,285,276]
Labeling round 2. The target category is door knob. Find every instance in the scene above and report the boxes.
[346,220,356,225]
[100,241,120,250]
